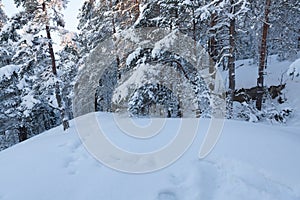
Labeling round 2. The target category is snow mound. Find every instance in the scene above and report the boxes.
[0,112,299,200]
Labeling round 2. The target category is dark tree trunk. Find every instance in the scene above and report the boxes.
[43,2,69,131]
[208,12,217,92]
[228,2,236,117]
[109,0,121,79]
[18,126,28,142]
[256,0,271,110]
[208,12,218,62]
[192,6,197,42]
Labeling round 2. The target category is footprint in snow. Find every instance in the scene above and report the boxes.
[62,155,80,175]
[157,190,177,200]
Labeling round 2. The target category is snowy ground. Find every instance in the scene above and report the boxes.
[0,56,299,200]
[0,113,299,200]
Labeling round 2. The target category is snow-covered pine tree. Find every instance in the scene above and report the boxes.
[268,0,300,61]
[14,0,70,130]
[235,0,300,62]
[77,0,114,55]
[1,10,63,142]
[196,0,248,116]
[57,32,80,120]
[235,0,264,61]
[113,0,140,29]
[136,0,201,34]
[0,0,72,149]
[77,0,118,113]
[198,0,249,65]
[42,0,69,130]
[0,10,15,67]
[0,12,33,148]
[110,0,213,117]
[0,65,21,149]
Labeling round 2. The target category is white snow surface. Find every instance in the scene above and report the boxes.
[0,112,300,200]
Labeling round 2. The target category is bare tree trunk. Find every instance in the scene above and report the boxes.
[209,13,218,62]
[43,2,69,130]
[191,5,197,44]
[228,2,236,117]
[256,0,271,110]
[109,0,121,79]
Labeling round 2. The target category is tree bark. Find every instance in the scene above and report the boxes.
[256,0,271,110]
[228,1,236,117]
[43,2,69,130]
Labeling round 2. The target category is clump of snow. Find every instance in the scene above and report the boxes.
[0,65,21,82]
[182,0,193,6]
[16,78,27,90]
[152,31,177,58]
[287,58,300,79]
[21,33,34,46]
[20,94,40,116]
[134,3,149,26]
[118,28,141,43]
[113,63,160,103]
[126,47,142,66]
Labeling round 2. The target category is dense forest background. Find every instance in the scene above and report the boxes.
[0,0,299,150]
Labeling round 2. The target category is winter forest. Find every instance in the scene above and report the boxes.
[0,0,299,150]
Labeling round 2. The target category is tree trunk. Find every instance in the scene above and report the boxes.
[109,0,121,79]
[256,0,271,110]
[208,12,217,92]
[43,2,69,131]
[228,2,236,117]
[18,125,28,142]
[209,13,218,62]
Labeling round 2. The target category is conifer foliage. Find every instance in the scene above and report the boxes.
[0,0,76,150]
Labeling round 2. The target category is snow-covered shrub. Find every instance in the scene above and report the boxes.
[128,83,180,117]
[233,99,292,123]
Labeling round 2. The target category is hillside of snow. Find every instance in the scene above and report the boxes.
[0,112,300,200]
[0,57,299,200]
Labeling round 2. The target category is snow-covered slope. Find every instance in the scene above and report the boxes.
[0,112,299,200]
